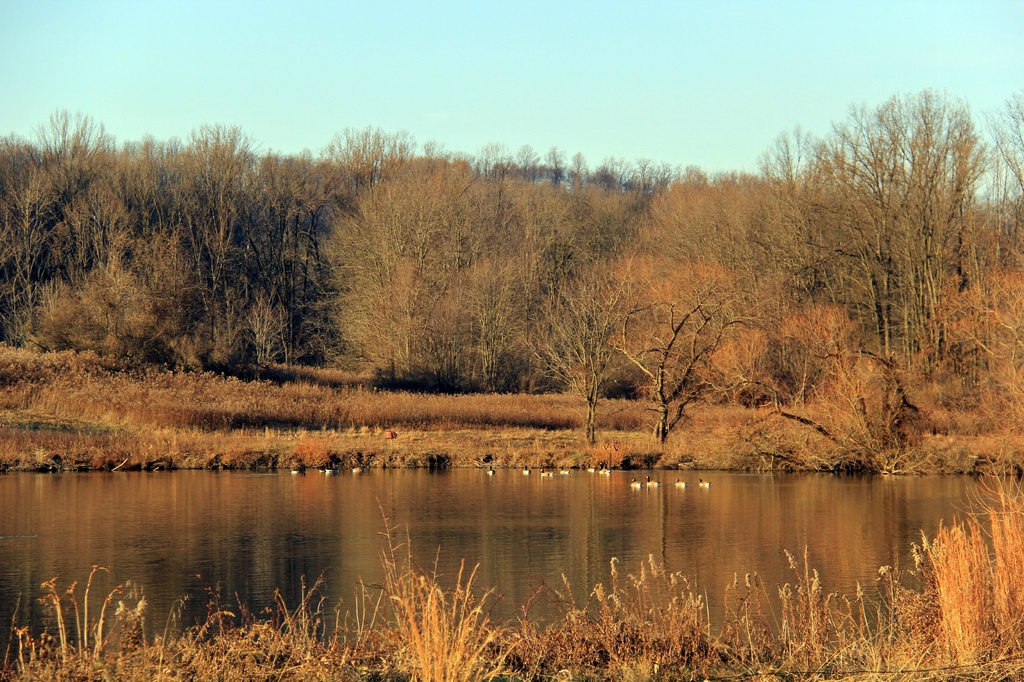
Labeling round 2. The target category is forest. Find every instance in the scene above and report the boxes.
[2,89,1024,469]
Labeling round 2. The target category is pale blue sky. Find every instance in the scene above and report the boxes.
[2,0,1021,172]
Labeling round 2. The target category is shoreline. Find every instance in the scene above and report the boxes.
[0,421,1003,476]
[0,345,1019,477]
[0,412,1008,477]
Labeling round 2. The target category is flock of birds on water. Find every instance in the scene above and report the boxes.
[519,466,710,488]
[290,463,710,488]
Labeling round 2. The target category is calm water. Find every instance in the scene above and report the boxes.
[0,470,981,643]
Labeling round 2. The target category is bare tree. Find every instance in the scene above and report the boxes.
[324,127,415,212]
[474,143,514,179]
[644,171,766,275]
[569,152,588,189]
[0,148,54,342]
[247,292,287,366]
[990,90,1024,259]
[545,146,566,186]
[331,160,485,387]
[243,152,336,363]
[176,124,257,364]
[991,90,1024,198]
[615,260,739,444]
[820,91,983,363]
[0,112,113,343]
[538,263,623,443]
[30,232,200,366]
[466,259,528,392]
[515,144,540,182]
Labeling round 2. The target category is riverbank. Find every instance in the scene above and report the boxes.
[5,484,1024,681]
[0,345,1019,475]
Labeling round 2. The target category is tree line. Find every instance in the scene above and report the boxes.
[2,89,1023,448]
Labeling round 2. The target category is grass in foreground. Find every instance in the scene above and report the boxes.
[7,481,1024,681]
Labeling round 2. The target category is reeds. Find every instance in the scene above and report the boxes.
[991,485,1024,652]
[501,555,715,679]
[376,518,505,681]
[0,343,1014,474]
[167,578,350,681]
[908,479,1024,671]
[4,530,508,680]
[0,344,589,434]
[9,481,1024,681]
[7,566,144,679]
[0,343,662,472]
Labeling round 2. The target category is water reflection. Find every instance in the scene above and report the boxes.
[0,470,979,644]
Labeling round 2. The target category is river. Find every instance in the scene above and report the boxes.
[0,469,982,646]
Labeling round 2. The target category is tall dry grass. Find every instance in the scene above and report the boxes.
[0,344,661,472]
[10,483,1024,680]
[991,485,1024,651]
[0,343,1016,474]
[7,567,149,680]
[376,518,505,682]
[910,480,1024,670]
[924,521,992,665]
[4,526,508,681]
[504,555,715,679]
[0,344,590,433]
[167,577,351,681]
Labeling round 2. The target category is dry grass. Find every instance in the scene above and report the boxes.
[505,556,716,679]
[3,518,508,682]
[905,480,1024,672]
[376,518,505,682]
[6,567,151,681]
[991,485,1024,652]
[0,344,655,472]
[0,345,584,433]
[9,481,1024,680]
[1,344,1021,475]
[926,521,992,665]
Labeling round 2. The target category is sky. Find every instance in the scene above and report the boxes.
[1,0,1021,173]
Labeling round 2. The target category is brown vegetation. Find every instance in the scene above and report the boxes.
[1,343,1023,475]
[4,90,1024,469]
[7,482,1024,680]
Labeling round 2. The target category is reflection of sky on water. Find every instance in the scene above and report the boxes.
[0,470,979,645]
